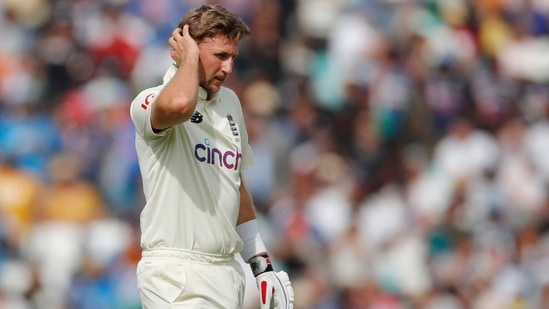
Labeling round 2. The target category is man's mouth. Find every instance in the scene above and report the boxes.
[212,77,224,86]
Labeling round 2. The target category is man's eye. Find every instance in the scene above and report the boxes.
[217,54,236,61]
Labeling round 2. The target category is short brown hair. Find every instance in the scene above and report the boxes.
[177,4,251,42]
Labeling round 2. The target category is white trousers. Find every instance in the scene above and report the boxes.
[137,249,246,308]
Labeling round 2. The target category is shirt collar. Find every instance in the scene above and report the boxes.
[198,87,208,101]
[162,63,178,84]
[163,64,219,102]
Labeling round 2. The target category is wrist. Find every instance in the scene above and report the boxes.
[249,254,274,277]
[236,219,267,262]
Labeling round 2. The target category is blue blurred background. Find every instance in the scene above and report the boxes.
[2,0,549,308]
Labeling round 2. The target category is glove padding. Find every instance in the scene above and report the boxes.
[255,270,295,309]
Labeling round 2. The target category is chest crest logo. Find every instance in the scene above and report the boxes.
[227,114,240,141]
[227,114,239,136]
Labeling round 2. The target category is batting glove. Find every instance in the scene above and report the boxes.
[249,255,295,309]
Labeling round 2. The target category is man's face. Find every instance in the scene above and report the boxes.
[197,34,239,96]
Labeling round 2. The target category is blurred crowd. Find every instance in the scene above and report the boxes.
[2,0,549,308]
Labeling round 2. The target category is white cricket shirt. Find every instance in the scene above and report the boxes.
[130,65,254,256]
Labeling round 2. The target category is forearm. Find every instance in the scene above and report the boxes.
[151,59,199,130]
[237,180,267,261]
[151,25,200,131]
[237,180,257,226]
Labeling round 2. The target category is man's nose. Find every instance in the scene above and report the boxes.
[221,58,234,74]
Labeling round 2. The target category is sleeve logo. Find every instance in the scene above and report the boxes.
[140,93,156,110]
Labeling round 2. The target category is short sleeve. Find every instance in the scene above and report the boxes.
[130,86,167,138]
